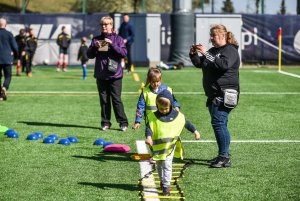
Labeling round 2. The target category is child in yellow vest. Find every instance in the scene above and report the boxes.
[145,90,201,196]
[132,67,180,130]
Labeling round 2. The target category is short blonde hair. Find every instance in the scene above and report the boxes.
[100,16,113,26]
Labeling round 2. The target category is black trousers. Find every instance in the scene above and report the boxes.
[0,64,12,91]
[26,51,34,74]
[96,78,128,127]
[125,44,132,72]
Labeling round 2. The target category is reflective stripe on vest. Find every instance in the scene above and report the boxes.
[142,87,173,116]
[148,112,185,160]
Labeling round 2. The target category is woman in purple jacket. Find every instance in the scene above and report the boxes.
[87,16,128,132]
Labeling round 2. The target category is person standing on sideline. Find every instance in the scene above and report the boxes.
[15,28,26,76]
[145,90,200,196]
[189,24,240,168]
[87,16,129,132]
[24,28,38,77]
[77,36,89,80]
[118,14,134,73]
[0,18,18,101]
[56,26,71,72]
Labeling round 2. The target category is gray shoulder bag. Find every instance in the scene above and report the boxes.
[223,89,238,108]
[108,57,118,73]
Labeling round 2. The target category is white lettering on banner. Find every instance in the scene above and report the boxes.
[242,27,286,53]
[6,24,25,35]
[6,24,71,39]
[161,26,171,45]
[241,27,258,50]
[30,24,41,36]
[38,24,53,39]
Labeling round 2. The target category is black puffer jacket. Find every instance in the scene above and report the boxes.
[190,44,240,102]
[57,32,71,49]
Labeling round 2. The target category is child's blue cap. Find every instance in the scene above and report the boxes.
[156,89,173,104]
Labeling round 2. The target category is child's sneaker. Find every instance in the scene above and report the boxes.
[148,157,156,164]
[56,68,61,72]
[162,186,170,196]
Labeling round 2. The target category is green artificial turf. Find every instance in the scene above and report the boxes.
[0,66,299,200]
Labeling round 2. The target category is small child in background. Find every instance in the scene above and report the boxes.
[77,37,89,80]
[25,28,38,77]
[156,61,184,70]
[145,90,201,196]
[132,67,180,130]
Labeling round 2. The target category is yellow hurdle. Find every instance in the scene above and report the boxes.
[172,163,185,167]
[133,73,140,82]
[153,172,181,174]
[130,64,135,72]
[140,185,177,189]
[142,195,185,199]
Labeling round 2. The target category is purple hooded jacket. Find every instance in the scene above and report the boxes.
[87,32,127,80]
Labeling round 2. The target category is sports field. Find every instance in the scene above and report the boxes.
[0,66,299,201]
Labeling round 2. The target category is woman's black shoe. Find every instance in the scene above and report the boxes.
[210,156,231,168]
[207,156,219,164]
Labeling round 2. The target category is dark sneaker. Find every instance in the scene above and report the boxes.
[210,156,231,168]
[160,182,163,190]
[1,87,7,101]
[207,156,219,164]
[100,125,110,131]
[162,186,170,196]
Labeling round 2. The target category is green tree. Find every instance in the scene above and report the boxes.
[255,0,260,14]
[279,0,286,15]
[192,0,210,11]
[72,0,171,13]
[221,0,234,13]
[14,0,31,13]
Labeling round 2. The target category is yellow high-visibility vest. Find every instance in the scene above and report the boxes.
[148,111,185,160]
[142,86,173,116]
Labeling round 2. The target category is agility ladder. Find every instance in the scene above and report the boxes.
[138,161,193,200]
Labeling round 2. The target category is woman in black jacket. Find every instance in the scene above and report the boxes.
[189,24,240,168]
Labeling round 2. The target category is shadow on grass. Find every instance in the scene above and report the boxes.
[72,152,135,162]
[18,121,99,129]
[183,158,211,166]
[78,182,139,191]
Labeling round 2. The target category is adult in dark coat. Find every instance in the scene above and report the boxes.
[118,14,135,73]
[0,18,18,101]
[87,16,129,131]
[190,24,240,168]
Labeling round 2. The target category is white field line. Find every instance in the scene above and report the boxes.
[278,70,300,78]
[9,91,300,95]
[182,140,300,143]
[136,140,159,201]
